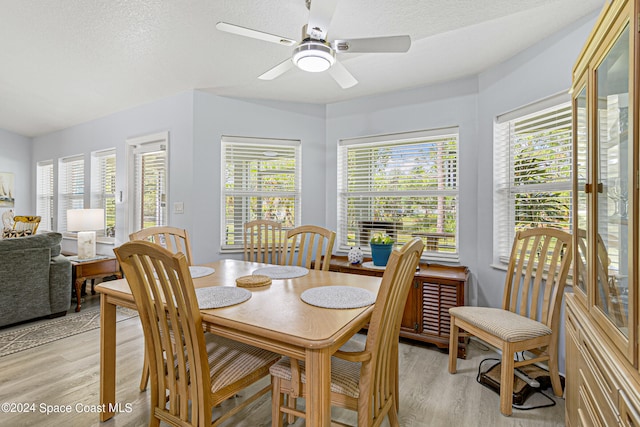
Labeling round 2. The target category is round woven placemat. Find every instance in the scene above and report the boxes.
[300,286,376,309]
[195,286,251,309]
[236,274,272,288]
[252,265,309,279]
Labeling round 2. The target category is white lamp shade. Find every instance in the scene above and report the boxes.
[67,209,105,232]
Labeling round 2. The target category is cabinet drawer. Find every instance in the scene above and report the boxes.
[620,390,640,427]
[578,381,607,427]
[75,259,119,277]
[578,367,619,427]
[579,327,620,409]
[566,305,581,342]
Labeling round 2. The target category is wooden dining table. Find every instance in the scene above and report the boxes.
[95,258,382,427]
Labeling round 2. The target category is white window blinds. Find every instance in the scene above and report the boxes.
[36,160,54,231]
[493,95,572,263]
[91,149,116,237]
[128,134,168,232]
[338,128,459,260]
[221,136,301,250]
[58,154,85,232]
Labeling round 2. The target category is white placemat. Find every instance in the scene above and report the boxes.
[190,266,215,278]
[195,286,251,309]
[252,265,309,279]
[362,261,386,270]
[300,286,376,309]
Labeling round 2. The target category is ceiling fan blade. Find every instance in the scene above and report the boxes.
[306,0,338,40]
[258,59,295,80]
[216,22,296,46]
[328,61,358,89]
[332,35,411,53]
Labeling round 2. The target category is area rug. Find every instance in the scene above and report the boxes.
[0,306,138,357]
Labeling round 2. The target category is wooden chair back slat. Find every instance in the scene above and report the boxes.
[130,226,193,266]
[364,238,423,422]
[244,220,283,264]
[502,227,572,327]
[282,225,336,271]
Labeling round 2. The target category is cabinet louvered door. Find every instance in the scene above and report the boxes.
[421,280,460,339]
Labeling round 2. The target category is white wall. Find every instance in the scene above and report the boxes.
[192,92,326,264]
[32,91,195,255]
[325,76,480,297]
[31,91,326,263]
[0,128,32,218]
[475,12,598,309]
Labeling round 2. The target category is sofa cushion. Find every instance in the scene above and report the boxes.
[0,232,62,255]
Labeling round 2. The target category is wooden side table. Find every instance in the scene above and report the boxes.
[66,255,122,312]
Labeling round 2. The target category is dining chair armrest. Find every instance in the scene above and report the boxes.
[334,349,372,363]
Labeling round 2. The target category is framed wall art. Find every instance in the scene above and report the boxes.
[0,172,15,207]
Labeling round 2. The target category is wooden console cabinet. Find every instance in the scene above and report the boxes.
[328,257,469,358]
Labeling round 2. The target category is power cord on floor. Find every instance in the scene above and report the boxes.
[476,358,557,411]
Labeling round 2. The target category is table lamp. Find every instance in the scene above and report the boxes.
[67,209,105,259]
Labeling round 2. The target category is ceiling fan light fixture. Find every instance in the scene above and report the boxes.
[292,40,335,73]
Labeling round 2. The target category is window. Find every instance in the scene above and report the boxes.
[337,128,459,260]
[493,94,572,263]
[221,136,301,250]
[58,154,85,232]
[36,160,54,231]
[91,149,116,238]
[127,132,168,233]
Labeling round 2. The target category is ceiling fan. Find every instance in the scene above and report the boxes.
[216,0,411,89]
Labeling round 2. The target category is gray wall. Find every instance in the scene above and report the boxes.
[0,128,32,217]
[32,91,195,255]
[191,92,326,264]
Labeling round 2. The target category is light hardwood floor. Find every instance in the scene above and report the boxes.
[0,295,565,426]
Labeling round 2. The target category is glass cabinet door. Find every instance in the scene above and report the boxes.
[574,86,588,298]
[594,24,630,335]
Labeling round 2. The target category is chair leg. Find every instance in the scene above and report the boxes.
[548,345,563,397]
[139,353,149,392]
[271,377,285,427]
[387,396,400,427]
[500,344,515,416]
[448,318,459,374]
[286,396,297,424]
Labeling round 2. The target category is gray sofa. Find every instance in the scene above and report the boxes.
[0,232,71,327]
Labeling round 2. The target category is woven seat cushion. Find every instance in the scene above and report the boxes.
[167,332,279,392]
[204,333,280,394]
[449,306,552,342]
[270,355,362,398]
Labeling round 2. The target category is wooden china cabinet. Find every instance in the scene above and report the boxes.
[565,0,640,424]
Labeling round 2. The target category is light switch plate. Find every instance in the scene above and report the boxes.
[173,202,184,214]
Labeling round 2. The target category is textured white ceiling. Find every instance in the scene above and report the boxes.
[0,0,605,137]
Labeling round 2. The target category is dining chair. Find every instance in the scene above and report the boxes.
[130,226,193,266]
[114,240,280,427]
[3,214,41,237]
[448,227,572,416]
[130,225,194,391]
[282,225,336,271]
[243,219,283,264]
[270,237,425,427]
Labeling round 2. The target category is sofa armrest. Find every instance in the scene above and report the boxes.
[49,255,71,313]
